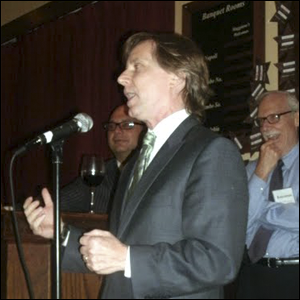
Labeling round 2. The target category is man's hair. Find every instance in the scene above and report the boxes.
[257,91,299,112]
[108,104,129,121]
[122,32,212,122]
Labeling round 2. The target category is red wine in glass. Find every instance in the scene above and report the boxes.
[80,155,105,213]
[82,173,105,187]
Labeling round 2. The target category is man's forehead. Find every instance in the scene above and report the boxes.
[109,116,135,122]
[126,40,155,65]
[110,105,129,118]
[110,113,138,123]
[259,95,288,111]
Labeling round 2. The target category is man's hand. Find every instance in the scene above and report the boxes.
[79,229,128,275]
[23,188,55,239]
[255,139,282,181]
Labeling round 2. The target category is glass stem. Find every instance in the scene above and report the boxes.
[90,187,95,213]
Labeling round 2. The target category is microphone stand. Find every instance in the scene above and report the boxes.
[50,139,64,299]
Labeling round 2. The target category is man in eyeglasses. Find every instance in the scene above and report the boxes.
[104,104,146,169]
[59,104,146,214]
[237,91,299,299]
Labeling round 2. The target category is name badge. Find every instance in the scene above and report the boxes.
[272,188,295,204]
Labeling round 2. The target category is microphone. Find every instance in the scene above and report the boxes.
[15,113,93,155]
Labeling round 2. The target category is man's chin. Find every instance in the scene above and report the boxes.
[114,144,131,152]
[114,150,131,158]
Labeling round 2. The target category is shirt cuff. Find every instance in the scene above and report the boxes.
[124,246,131,278]
[61,225,71,247]
[249,173,268,195]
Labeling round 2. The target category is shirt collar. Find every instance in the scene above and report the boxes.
[116,160,122,168]
[282,142,299,169]
[150,109,190,138]
[146,110,190,161]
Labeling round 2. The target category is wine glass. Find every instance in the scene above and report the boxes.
[80,155,105,213]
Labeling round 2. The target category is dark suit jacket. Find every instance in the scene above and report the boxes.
[60,158,120,214]
[63,116,249,299]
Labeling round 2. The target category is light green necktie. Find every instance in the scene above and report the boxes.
[127,131,156,197]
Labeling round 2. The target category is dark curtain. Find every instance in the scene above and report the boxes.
[1,1,174,204]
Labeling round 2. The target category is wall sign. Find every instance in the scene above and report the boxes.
[183,1,265,160]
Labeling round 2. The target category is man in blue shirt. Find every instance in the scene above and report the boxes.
[237,91,299,299]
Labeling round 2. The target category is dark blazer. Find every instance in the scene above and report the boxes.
[60,158,120,214]
[63,116,249,299]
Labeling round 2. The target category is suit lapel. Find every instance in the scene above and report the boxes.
[109,151,138,234]
[117,116,199,237]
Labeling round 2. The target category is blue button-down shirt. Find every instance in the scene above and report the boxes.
[246,143,299,258]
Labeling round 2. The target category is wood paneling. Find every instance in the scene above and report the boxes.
[2,210,107,299]
[1,1,93,44]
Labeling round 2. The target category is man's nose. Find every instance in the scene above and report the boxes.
[117,70,130,86]
[114,124,124,133]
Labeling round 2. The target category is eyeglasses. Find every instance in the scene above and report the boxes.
[102,121,144,131]
[254,111,293,127]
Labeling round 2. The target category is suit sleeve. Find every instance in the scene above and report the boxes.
[130,137,249,298]
[61,225,91,273]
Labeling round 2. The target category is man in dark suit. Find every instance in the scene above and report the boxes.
[24,32,249,298]
[60,104,145,214]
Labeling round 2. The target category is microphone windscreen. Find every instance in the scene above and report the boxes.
[74,113,93,132]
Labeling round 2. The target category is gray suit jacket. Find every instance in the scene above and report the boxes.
[63,116,249,299]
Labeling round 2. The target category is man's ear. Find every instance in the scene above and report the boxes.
[294,111,299,127]
[169,72,186,89]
